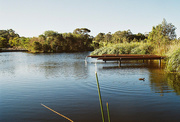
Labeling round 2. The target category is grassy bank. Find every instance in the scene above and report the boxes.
[165,41,180,72]
[90,41,180,72]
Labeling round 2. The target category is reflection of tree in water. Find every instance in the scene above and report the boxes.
[148,65,180,96]
[0,58,15,75]
[148,68,173,96]
[166,73,180,95]
[38,62,62,78]
[73,62,88,79]
[37,61,88,79]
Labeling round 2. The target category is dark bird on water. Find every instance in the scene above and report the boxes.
[139,78,145,81]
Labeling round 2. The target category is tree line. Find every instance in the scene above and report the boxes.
[92,19,179,54]
[92,30,147,49]
[0,28,93,53]
[0,19,179,53]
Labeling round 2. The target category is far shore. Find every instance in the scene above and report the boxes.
[0,48,28,52]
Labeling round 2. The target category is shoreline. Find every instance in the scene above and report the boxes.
[0,48,28,52]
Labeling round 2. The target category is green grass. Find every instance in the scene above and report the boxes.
[91,42,153,55]
[166,47,180,72]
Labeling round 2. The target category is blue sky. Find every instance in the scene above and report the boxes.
[0,0,180,38]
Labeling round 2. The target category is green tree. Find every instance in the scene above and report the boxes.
[44,30,59,37]
[0,37,8,48]
[9,37,20,47]
[19,37,30,49]
[32,41,42,51]
[0,29,19,48]
[111,30,133,43]
[161,18,176,40]
[73,28,91,35]
[93,33,105,43]
[104,32,112,45]
[0,29,19,40]
[147,19,177,46]
[42,43,51,52]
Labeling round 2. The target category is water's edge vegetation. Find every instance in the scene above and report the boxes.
[0,19,179,72]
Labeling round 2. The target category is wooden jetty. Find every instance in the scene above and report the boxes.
[88,54,166,67]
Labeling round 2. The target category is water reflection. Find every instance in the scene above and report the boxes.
[0,54,15,75]
[30,55,89,79]
[166,73,180,95]
[95,61,180,96]
[1,52,180,122]
[149,70,172,96]
[148,65,180,96]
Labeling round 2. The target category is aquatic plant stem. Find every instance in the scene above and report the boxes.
[106,102,111,122]
[95,72,105,122]
[41,103,73,122]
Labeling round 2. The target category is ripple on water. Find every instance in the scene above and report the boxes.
[1,52,180,122]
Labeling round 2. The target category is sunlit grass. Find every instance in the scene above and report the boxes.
[166,47,180,72]
[91,42,153,55]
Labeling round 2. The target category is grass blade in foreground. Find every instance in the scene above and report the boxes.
[106,102,111,122]
[41,103,74,122]
[95,72,105,122]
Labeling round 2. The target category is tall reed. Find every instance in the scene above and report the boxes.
[95,72,105,122]
[106,102,111,122]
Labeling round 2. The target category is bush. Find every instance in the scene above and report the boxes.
[30,41,42,52]
[0,37,8,48]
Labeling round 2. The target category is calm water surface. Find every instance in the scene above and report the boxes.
[0,52,180,122]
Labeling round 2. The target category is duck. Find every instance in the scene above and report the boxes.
[139,78,145,81]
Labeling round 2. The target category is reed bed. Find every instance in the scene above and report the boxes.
[91,42,153,55]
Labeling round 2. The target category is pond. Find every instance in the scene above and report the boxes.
[0,52,180,122]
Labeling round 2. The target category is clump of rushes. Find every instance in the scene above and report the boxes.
[166,47,180,72]
[91,42,153,55]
